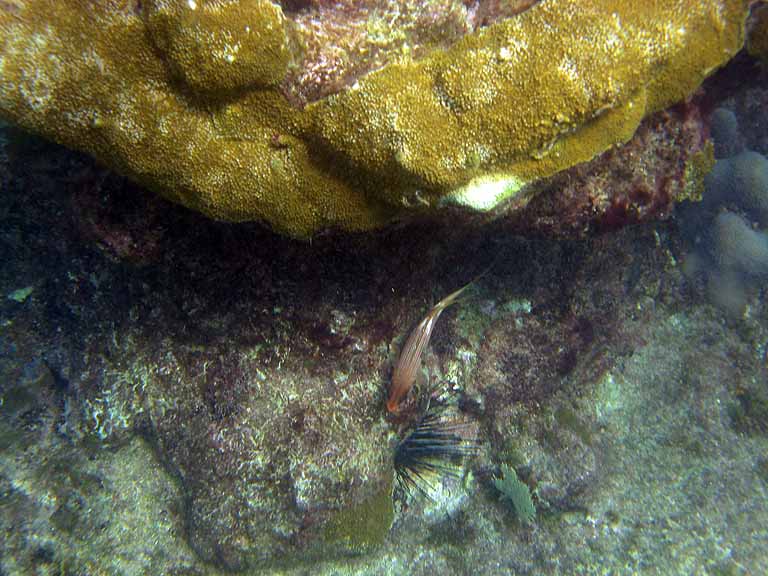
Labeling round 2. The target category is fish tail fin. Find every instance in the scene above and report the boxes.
[446,265,494,307]
[433,264,493,314]
[434,279,476,313]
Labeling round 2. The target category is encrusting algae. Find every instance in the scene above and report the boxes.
[0,0,751,237]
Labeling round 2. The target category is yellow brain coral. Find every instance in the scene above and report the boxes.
[145,0,291,94]
[0,0,751,237]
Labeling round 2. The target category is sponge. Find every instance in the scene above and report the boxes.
[702,151,768,226]
[709,107,742,159]
[728,151,768,227]
[684,110,768,317]
[712,211,768,278]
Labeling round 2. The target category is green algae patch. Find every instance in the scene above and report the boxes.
[730,386,768,435]
[0,0,751,236]
[554,405,594,447]
[493,463,536,525]
[7,285,34,303]
[322,477,394,553]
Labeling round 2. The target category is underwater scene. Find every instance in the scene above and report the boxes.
[1,1,768,574]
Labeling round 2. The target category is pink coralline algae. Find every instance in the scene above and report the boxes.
[279,0,540,105]
[502,97,714,238]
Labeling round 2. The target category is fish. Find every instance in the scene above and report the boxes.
[386,280,475,413]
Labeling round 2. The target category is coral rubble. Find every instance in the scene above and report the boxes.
[0,0,750,236]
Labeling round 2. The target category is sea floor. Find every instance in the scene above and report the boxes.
[0,130,767,575]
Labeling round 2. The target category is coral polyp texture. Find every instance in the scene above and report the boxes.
[0,0,751,236]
